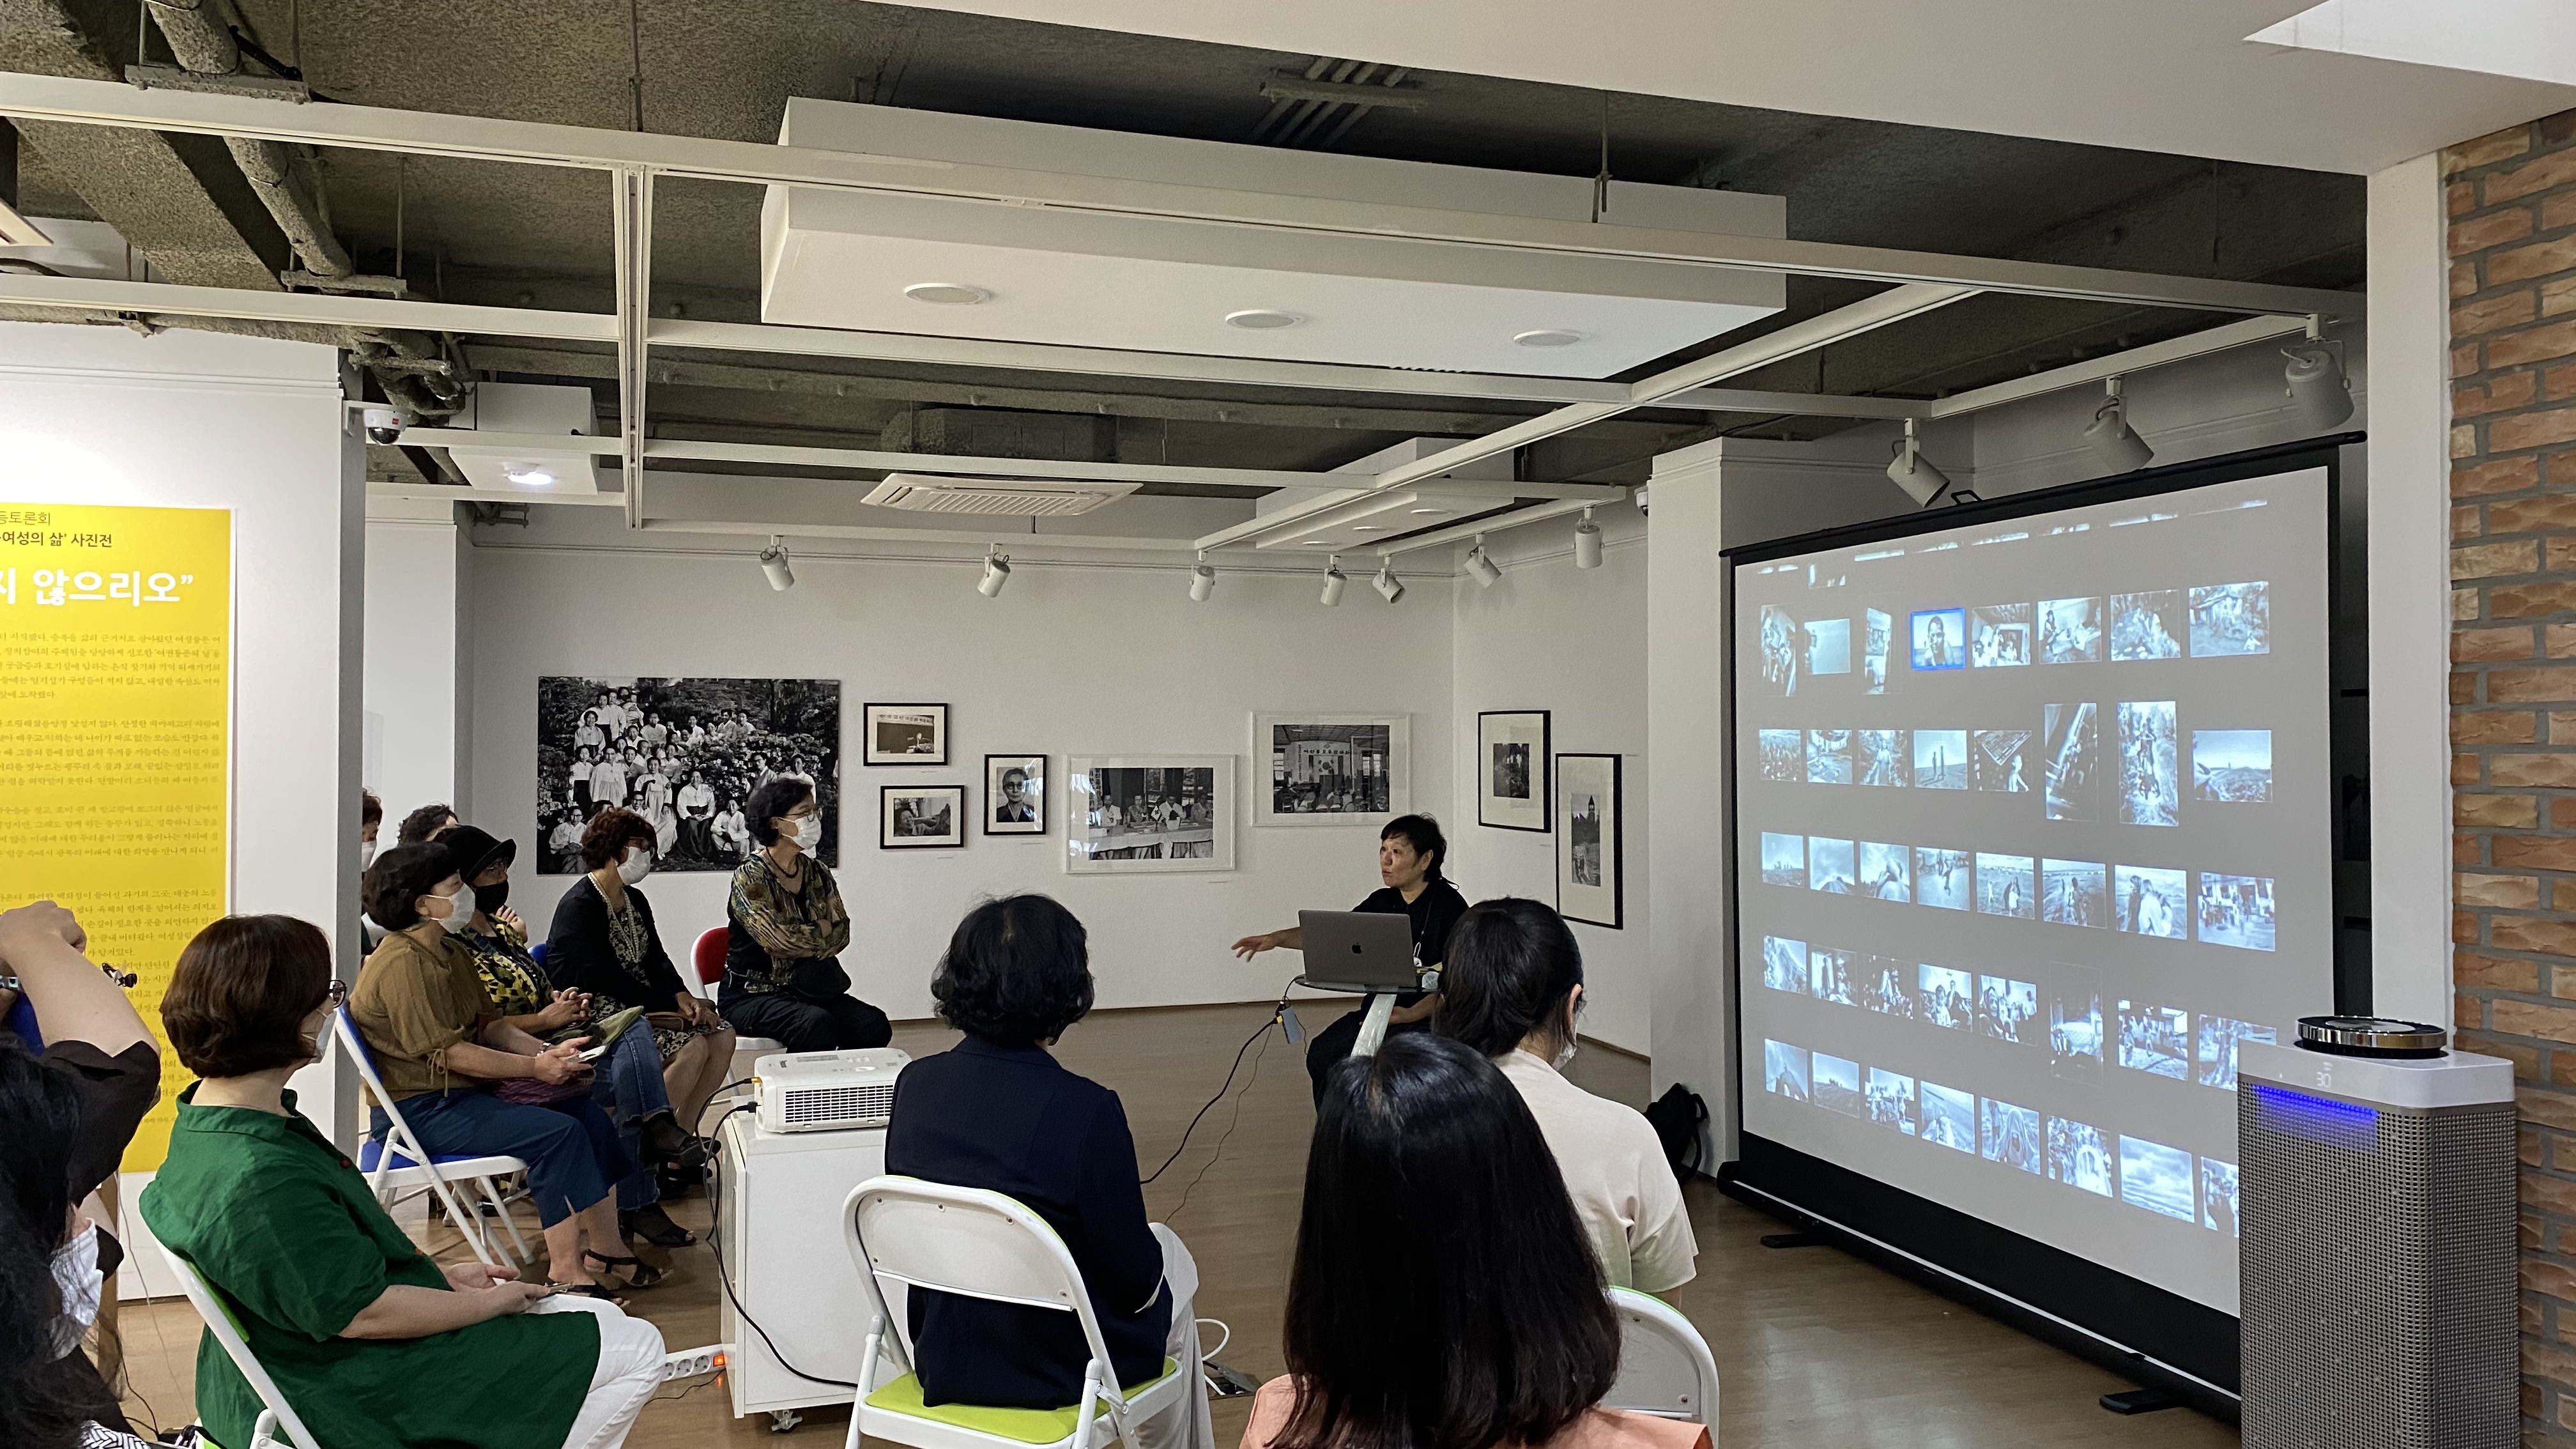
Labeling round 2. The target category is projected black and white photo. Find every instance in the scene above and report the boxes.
[1867,1068,1919,1135]
[1982,1098,2043,1173]
[2051,974,2104,1080]
[1805,617,1853,677]
[1915,729,1968,788]
[2202,1159,2241,1236]
[2041,857,2108,928]
[2117,1001,2192,1080]
[1815,1053,1864,1117]
[1810,947,1857,1005]
[1765,1039,1811,1100]
[1972,728,2031,792]
[2042,702,2101,822]
[1861,956,1916,1018]
[1921,1082,1977,1152]
[1865,609,1892,694]
[2117,700,2179,826]
[1976,976,2038,1042]
[2190,581,2270,657]
[1972,602,2033,667]
[1758,728,1804,781]
[1808,728,1854,784]
[2196,1015,2277,1090]
[1760,832,1806,887]
[2108,589,2185,661]
[1857,729,1911,786]
[1915,847,1971,910]
[1975,852,2035,919]
[2119,1136,2197,1222]
[2114,864,2188,939]
[1859,841,1912,901]
[1759,605,1802,695]
[1762,935,1809,993]
[1912,607,1966,671]
[2198,872,2278,951]
[1809,836,1857,894]
[2039,596,2104,664]
[1919,964,1974,1029]
[2048,1117,2113,1196]
[2191,729,2273,802]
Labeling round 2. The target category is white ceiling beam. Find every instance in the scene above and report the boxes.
[634,518,1199,552]
[639,437,1406,493]
[1917,314,2317,419]
[394,428,624,456]
[612,167,653,528]
[0,272,618,341]
[367,484,624,507]
[1375,494,1608,558]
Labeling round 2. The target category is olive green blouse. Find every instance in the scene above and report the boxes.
[139,1085,598,1449]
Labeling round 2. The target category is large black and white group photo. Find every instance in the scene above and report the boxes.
[537,675,841,873]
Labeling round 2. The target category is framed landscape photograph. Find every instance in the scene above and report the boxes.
[1252,712,1409,828]
[863,703,948,765]
[1066,756,1236,873]
[880,785,965,848]
[985,754,1046,835]
[1556,753,1623,928]
[1477,710,1552,832]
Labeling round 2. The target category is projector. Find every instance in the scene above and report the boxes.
[753,1047,909,1133]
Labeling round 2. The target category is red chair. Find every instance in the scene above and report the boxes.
[695,926,784,1088]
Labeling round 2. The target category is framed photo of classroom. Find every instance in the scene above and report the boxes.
[1556,753,1623,929]
[863,703,948,765]
[1252,712,1409,828]
[880,785,966,848]
[1477,710,1551,832]
[1066,756,1236,873]
[985,755,1046,836]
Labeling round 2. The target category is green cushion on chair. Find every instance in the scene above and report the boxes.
[865,1360,1180,1445]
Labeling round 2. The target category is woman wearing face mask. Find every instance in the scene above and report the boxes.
[353,845,643,1296]
[144,914,668,1449]
[543,809,734,1187]
[1433,898,1697,1294]
[719,778,891,1053]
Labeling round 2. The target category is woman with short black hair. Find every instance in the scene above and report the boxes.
[885,896,1213,1449]
[1245,1033,1706,1449]
[719,776,890,1052]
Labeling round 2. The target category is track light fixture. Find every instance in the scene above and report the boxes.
[1189,551,1216,602]
[758,535,795,592]
[977,548,1012,599]
[1464,535,1502,588]
[1320,555,1347,607]
[1574,507,1603,570]
[1373,560,1405,605]
[1886,419,1955,507]
[2283,316,2353,433]
[2082,376,2154,474]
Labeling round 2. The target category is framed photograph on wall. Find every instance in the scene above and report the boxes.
[1066,756,1235,873]
[1556,753,1623,929]
[535,675,840,875]
[863,703,948,765]
[1477,710,1552,832]
[985,755,1046,835]
[880,785,966,848]
[1252,713,1408,828]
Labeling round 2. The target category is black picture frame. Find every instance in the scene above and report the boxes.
[879,784,966,848]
[1476,710,1551,831]
[1556,753,1623,928]
[985,754,1046,836]
[862,703,949,766]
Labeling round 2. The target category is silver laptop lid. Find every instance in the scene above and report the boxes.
[1297,910,1418,992]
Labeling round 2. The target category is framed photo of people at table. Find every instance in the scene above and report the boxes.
[1066,756,1235,873]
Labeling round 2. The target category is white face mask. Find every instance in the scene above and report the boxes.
[49,1221,102,1357]
[359,839,378,869]
[617,847,654,885]
[430,884,474,934]
[788,815,823,852]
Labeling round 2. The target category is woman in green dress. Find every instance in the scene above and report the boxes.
[141,914,669,1449]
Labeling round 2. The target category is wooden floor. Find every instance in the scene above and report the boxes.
[103,1002,2237,1448]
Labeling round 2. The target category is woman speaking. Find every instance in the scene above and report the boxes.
[1231,813,1466,1100]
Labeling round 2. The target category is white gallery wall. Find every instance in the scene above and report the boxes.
[364,498,475,829]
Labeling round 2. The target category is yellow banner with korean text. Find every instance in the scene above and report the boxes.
[0,502,231,1172]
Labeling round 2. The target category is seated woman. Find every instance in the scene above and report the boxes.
[719,778,891,1052]
[1245,1034,1706,1449]
[137,913,668,1449]
[353,843,651,1294]
[885,895,1213,1449]
[542,809,733,1178]
[1434,898,1697,1294]
[443,824,699,1250]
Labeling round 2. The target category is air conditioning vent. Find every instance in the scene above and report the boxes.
[861,473,1140,516]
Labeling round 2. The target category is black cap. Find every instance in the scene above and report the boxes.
[440,824,518,882]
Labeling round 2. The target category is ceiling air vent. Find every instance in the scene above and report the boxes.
[859,474,1140,516]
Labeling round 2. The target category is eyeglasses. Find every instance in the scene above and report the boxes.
[324,977,349,1010]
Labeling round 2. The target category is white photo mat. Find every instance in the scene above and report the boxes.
[1556,752,1623,928]
[863,702,947,765]
[1477,710,1551,832]
[1065,755,1236,873]
[1251,712,1409,827]
[985,754,1046,836]
[880,784,965,848]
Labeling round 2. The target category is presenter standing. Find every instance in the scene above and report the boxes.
[1231,814,1466,1101]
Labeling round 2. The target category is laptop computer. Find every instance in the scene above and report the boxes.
[1296,910,1422,993]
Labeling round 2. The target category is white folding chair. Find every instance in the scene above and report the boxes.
[333,1008,532,1267]
[841,1175,1189,1449]
[157,1239,321,1449]
[1604,1287,1721,1429]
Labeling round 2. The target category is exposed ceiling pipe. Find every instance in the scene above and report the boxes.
[1312,68,1407,150]
[1276,61,1369,148]
[1248,56,1337,144]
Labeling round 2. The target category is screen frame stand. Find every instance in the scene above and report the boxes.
[1717,432,2369,1425]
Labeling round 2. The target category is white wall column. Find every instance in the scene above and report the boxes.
[364,498,474,827]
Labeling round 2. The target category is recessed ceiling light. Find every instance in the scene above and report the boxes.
[503,464,556,486]
[904,282,992,305]
[1513,329,1584,348]
[1225,309,1303,330]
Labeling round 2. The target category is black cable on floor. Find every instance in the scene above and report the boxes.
[702,1102,860,1389]
[1140,988,1292,1186]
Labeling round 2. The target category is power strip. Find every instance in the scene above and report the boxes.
[663,1344,732,1381]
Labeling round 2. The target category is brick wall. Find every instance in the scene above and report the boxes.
[2447,109,2576,1441]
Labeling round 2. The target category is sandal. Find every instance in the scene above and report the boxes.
[548,1280,628,1305]
[584,1248,667,1289]
[621,1202,698,1248]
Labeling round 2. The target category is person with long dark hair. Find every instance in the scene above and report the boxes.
[1246,1034,1708,1449]
[1435,899,1697,1293]
[0,1039,126,1449]
[1229,813,1467,1098]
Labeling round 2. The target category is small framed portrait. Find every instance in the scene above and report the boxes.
[985,755,1046,835]
[1477,710,1551,832]
[1556,753,1622,929]
[1252,712,1409,828]
[864,703,948,765]
[1066,756,1235,873]
[880,785,965,848]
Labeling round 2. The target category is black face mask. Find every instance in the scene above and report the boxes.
[472,880,510,916]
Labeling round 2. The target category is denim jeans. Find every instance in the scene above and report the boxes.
[588,1025,670,1211]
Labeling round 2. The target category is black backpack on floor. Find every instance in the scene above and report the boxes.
[1644,1084,1710,1180]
